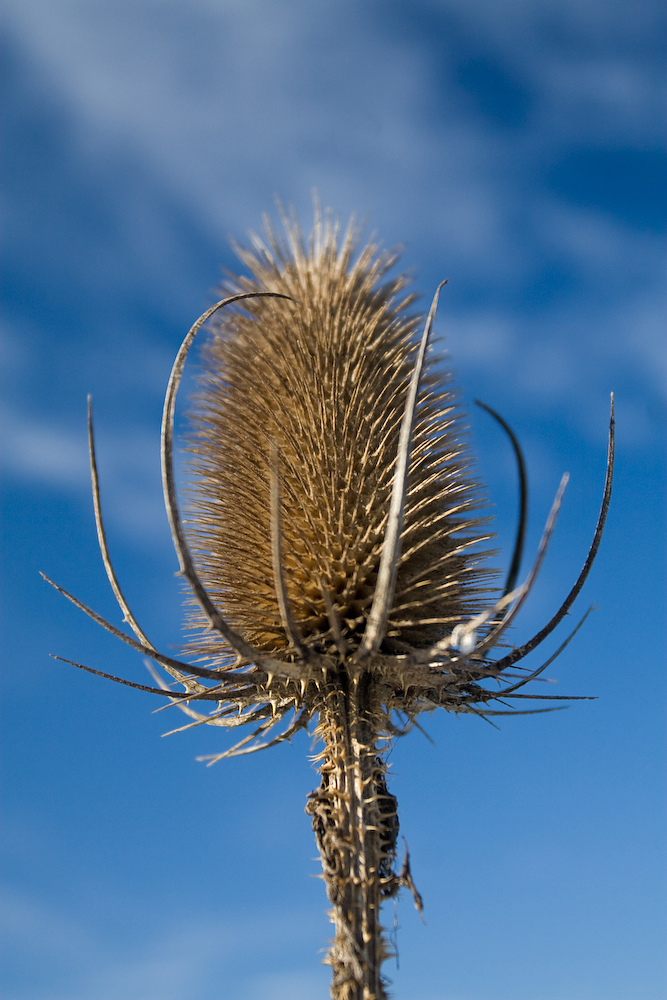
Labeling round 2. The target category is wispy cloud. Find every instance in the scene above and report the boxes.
[0,886,329,1000]
[4,1,662,255]
[1,405,89,487]
[0,402,171,543]
[4,1,662,428]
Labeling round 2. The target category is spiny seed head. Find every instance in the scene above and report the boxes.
[184,210,495,664]
[43,203,613,1000]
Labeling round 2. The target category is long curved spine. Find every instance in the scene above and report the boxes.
[491,394,614,672]
[474,399,528,597]
[160,292,297,667]
[357,280,448,660]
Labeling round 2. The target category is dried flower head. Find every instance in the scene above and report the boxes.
[44,207,614,1000]
[186,214,492,661]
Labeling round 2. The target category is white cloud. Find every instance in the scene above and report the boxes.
[3,0,663,442]
[0,886,330,1000]
[439,314,516,368]
[0,403,170,543]
[0,888,89,957]
[1,405,89,487]
[4,0,660,249]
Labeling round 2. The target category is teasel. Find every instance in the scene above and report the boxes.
[44,207,614,1000]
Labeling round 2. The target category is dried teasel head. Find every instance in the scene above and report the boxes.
[44,206,614,1000]
[185,212,493,664]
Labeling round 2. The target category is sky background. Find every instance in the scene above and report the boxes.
[1,2,665,999]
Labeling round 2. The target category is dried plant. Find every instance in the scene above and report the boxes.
[44,207,614,1000]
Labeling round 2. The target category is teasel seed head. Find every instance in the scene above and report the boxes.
[43,203,614,747]
[184,210,494,666]
[44,204,614,999]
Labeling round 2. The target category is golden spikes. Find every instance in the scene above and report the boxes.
[184,210,493,664]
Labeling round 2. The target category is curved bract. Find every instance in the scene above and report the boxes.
[44,208,614,1000]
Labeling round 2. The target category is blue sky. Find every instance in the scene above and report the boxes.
[1,2,665,998]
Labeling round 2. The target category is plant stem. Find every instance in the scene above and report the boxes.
[306,672,398,1000]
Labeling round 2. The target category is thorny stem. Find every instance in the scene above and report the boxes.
[307,672,410,1000]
